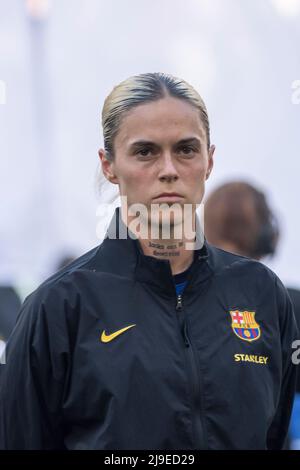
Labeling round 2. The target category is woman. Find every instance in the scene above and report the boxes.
[0,72,298,450]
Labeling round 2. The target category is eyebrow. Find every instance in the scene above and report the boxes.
[128,137,202,150]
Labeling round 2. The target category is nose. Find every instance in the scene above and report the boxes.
[158,152,179,182]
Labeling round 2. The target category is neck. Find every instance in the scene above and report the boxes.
[138,238,194,275]
[122,210,197,275]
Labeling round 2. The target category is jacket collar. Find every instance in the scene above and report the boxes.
[97,206,214,296]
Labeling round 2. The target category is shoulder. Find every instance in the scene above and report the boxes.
[38,244,101,291]
[16,244,102,327]
[207,242,276,283]
[206,243,297,330]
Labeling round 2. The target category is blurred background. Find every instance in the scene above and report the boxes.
[1,0,300,449]
[0,0,299,300]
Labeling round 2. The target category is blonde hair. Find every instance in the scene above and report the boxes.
[102,72,211,160]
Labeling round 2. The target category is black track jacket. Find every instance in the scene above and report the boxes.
[0,207,298,450]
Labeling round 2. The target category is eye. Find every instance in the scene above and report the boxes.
[139,148,151,156]
[177,145,196,156]
[135,147,155,159]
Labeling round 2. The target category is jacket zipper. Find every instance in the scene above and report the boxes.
[175,293,207,449]
[176,295,189,347]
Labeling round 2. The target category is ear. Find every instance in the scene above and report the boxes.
[205,144,215,180]
[98,148,118,184]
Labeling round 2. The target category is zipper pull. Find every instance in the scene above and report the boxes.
[176,294,183,311]
[183,321,190,348]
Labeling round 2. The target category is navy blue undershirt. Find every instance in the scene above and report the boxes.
[173,265,192,296]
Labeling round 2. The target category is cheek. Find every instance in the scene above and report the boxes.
[118,166,153,198]
[184,162,207,199]
[127,170,150,186]
[184,160,207,182]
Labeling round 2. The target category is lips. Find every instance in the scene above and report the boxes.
[154,193,183,199]
[152,193,184,204]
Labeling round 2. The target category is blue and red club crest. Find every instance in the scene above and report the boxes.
[229,310,261,342]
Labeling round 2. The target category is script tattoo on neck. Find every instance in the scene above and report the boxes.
[148,241,184,257]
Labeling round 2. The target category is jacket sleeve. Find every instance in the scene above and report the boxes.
[266,276,299,450]
[0,286,70,449]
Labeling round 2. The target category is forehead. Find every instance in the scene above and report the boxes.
[114,96,206,148]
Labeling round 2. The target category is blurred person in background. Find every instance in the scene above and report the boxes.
[0,73,298,450]
[0,286,21,356]
[204,181,300,449]
[55,255,76,272]
[0,255,75,357]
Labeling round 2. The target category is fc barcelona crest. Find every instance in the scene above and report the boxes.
[229,310,261,342]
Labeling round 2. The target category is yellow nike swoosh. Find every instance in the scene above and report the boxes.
[100,324,136,343]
